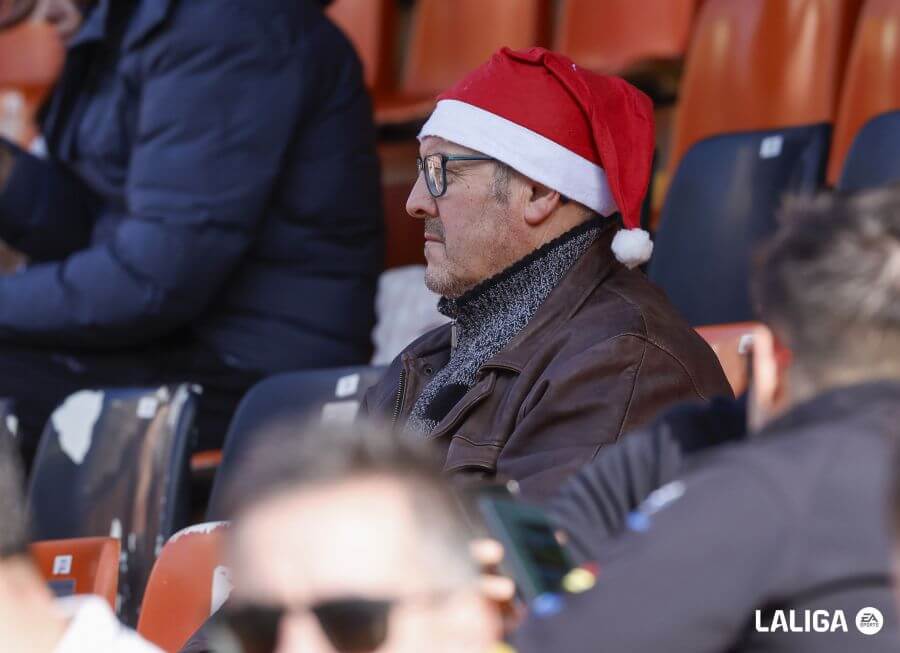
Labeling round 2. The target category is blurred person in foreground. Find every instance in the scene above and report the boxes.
[0,436,161,652]
[188,420,504,653]
[362,47,730,501]
[512,187,900,652]
[0,0,382,463]
[892,442,900,620]
[0,0,85,43]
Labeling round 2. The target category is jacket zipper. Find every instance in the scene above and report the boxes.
[391,366,407,426]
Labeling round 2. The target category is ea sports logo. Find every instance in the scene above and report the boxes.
[855,607,884,636]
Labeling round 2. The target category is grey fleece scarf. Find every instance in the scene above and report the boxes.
[407,217,604,435]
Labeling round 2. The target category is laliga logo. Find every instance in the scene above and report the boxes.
[755,607,883,635]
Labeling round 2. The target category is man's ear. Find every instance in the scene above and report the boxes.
[523,180,563,227]
[747,324,791,431]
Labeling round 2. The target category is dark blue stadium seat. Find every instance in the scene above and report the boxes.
[26,385,198,624]
[648,124,829,326]
[837,110,900,192]
[206,365,386,520]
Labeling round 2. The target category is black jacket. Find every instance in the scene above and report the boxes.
[548,394,746,562]
[0,0,382,372]
[514,381,900,652]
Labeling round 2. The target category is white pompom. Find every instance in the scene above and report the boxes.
[611,228,653,269]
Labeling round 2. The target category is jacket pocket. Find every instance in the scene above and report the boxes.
[443,435,503,474]
[431,372,516,474]
[427,373,496,441]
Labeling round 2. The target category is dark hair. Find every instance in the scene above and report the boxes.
[753,186,900,384]
[223,419,477,582]
[0,435,29,559]
[490,161,513,204]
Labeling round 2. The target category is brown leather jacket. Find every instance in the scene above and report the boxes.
[362,228,732,499]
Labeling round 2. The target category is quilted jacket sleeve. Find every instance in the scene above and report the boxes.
[0,2,300,347]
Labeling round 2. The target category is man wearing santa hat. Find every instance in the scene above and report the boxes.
[362,47,731,499]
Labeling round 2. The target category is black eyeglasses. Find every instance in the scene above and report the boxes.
[416,153,496,198]
[209,593,450,653]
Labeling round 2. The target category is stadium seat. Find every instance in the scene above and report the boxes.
[137,522,230,653]
[838,110,900,190]
[27,385,198,625]
[554,0,698,80]
[0,20,65,147]
[650,125,830,325]
[649,0,861,326]
[326,0,395,93]
[375,0,550,125]
[667,0,861,173]
[695,322,759,396]
[828,0,900,189]
[30,537,120,610]
[206,365,386,519]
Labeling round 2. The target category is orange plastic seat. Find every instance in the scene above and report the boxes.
[190,449,223,475]
[30,537,120,610]
[137,522,231,653]
[695,322,759,396]
[649,1,862,325]
[554,0,699,74]
[376,0,550,125]
[827,0,900,184]
[669,0,862,174]
[326,0,395,93]
[0,20,65,146]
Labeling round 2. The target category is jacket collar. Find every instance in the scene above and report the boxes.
[756,379,900,439]
[68,0,173,50]
[403,219,620,371]
[486,221,619,372]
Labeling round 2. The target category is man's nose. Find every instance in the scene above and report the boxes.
[277,612,333,653]
[406,175,437,220]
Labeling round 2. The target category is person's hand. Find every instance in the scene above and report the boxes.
[470,539,514,603]
[469,539,523,633]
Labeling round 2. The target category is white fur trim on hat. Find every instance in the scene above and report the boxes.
[611,228,653,269]
[419,99,618,217]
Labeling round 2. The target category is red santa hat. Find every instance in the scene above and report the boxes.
[419,47,656,268]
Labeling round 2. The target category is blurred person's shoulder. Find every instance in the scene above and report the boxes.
[693,383,900,519]
[54,595,162,653]
[156,0,337,50]
[167,0,362,73]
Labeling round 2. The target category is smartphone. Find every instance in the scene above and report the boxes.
[474,486,576,603]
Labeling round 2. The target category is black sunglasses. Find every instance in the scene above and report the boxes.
[416,153,496,198]
[210,593,449,653]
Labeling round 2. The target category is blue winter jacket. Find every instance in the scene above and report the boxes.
[0,0,383,373]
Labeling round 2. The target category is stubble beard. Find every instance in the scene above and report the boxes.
[423,217,474,298]
[424,252,472,299]
[422,207,518,299]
